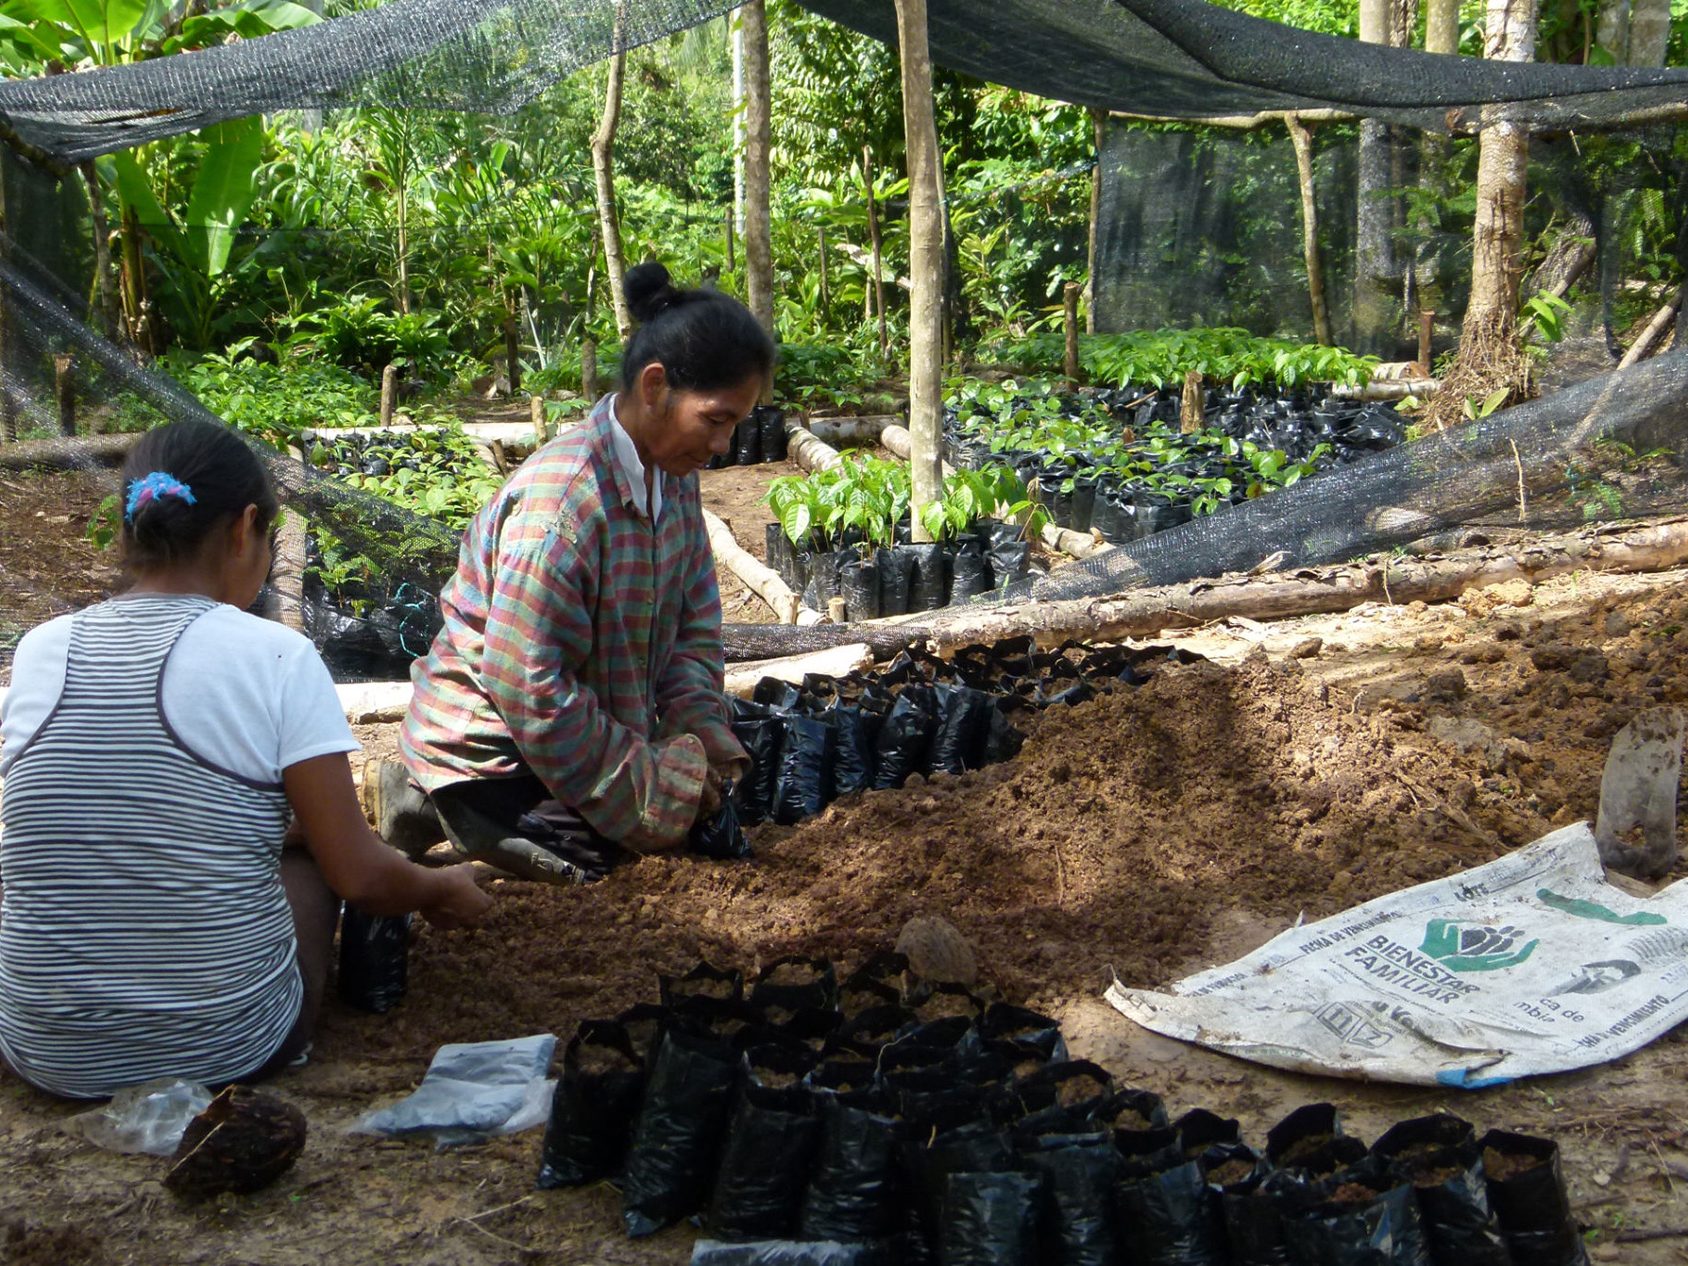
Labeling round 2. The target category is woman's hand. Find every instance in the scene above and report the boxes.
[696,767,725,821]
[420,863,492,930]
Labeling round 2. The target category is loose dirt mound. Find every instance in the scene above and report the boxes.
[374,655,1545,1056]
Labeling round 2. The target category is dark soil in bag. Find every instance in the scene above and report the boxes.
[942,1170,1042,1266]
[774,713,834,825]
[691,783,753,859]
[750,956,839,1015]
[1269,1103,1365,1175]
[660,962,745,1008]
[1009,1060,1115,1135]
[1104,1088,1171,1134]
[877,546,915,617]
[621,1024,743,1237]
[826,1004,914,1059]
[1394,1144,1512,1266]
[909,543,949,610]
[617,1002,671,1065]
[1019,1130,1122,1266]
[872,687,939,789]
[980,1003,1068,1063]
[337,907,410,1013]
[927,684,994,776]
[840,557,880,621]
[1478,1129,1589,1266]
[706,1048,822,1240]
[800,1092,907,1242]
[537,1020,645,1188]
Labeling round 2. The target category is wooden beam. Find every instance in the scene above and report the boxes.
[704,508,801,624]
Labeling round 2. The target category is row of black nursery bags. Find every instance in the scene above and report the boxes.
[536,957,1589,1266]
[709,405,791,469]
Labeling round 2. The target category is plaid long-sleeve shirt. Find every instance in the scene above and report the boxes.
[398,396,745,848]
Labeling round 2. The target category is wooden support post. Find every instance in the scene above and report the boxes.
[503,316,521,395]
[379,363,398,428]
[1285,113,1333,348]
[1418,310,1434,371]
[894,0,945,545]
[582,339,599,402]
[827,595,847,624]
[1180,370,1203,434]
[1062,281,1082,382]
[530,393,550,444]
[54,352,74,437]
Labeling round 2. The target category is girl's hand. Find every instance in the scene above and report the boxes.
[421,863,492,930]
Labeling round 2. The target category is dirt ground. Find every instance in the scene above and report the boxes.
[0,467,123,666]
[7,453,1688,1260]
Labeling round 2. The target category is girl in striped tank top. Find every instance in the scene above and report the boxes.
[0,420,490,1099]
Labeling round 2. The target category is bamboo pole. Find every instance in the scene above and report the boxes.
[704,508,801,624]
[894,0,945,545]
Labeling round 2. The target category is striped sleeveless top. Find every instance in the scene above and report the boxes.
[0,595,301,1098]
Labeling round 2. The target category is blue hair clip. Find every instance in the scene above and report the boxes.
[124,471,197,522]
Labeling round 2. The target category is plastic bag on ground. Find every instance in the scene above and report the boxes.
[354,1034,557,1144]
[63,1078,213,1156]
[691,1241,887,1266]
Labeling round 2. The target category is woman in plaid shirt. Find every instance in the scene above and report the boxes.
[386,264,773,884]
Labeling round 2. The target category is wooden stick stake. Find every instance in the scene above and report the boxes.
[54,352,74,438]
[1063,281,1082,382]
[379,363,398,428]
[530,393,549,444]
[1180,370,1203,434]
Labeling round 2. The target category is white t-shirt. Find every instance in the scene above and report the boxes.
[1,599,359,784]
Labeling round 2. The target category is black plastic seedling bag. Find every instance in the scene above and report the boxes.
[1070,476,1098,532]
[1117,1157,1228,1266]
[821,704,878,799]
[1478,1130,1589,1266]
[734,416,763,466]
[1103,1087,1172,1136]
[942,1170,1042,1266]
[1281,1175,1433,1266]
[840,557,881,621]
[949,543,992,600]
[1019,1130,1122,1266]
[757,406,788,462]
[537,1020,645,1188]
[1010,1060,1114,1135]
[707,1048,822,1240]
[838,952,909,1014]
[905,1119,1015,1250]
[1221,1166,1312,1266]
[691,783,753,860]
[828,1004,914,1059]
[660,961,745,1008]
[1178,1107,1243,1157]
[980,1007,1059,1062]
[617,1002,671,1064]
[876,546,916,617]
[621,1024,742,1237]
[337,906,410,1013]
[750,956,839,1015]
[765,522,792,589]
[1269,1103,1364,1174]
[801,1086,906,1242]
[773,713,833,825]
[986,537,1031,589]
[909,542,949,610]
[801,550,847,610]
[872,687,939,789]
[691,1240,886,1266]
[927,683,994,776]
[730,701,784,826]
[1372,1116,1508,1266]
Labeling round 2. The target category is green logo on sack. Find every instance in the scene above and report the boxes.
[1420,919,1539,972]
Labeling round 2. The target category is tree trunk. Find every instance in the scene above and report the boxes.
[893,0,945,545]
[593,19,632,341]
[80,163,119,341]
[1429,0,1537,427]
[1285,115,1333,346]
[1417,0,1460,313]
[1085,108,1104,334]
[1526,202,1597,300]
[1353,0,1395,350]
[731,7,746,235]
[741,0,774,356]
[1599,0,1671,65]
[863,145,888,361]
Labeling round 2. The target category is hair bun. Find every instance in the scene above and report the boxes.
[625,261,681,324]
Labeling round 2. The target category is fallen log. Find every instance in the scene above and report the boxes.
[785,420,845,473]
[804,414,899,446]
[0,431,136,470]
[725,642,874,697]
[879,423,1110,560]
[923,517,1688,650]
[1617,299,1681,370]
[705,508,801,624]
[1330,378,1440,401]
